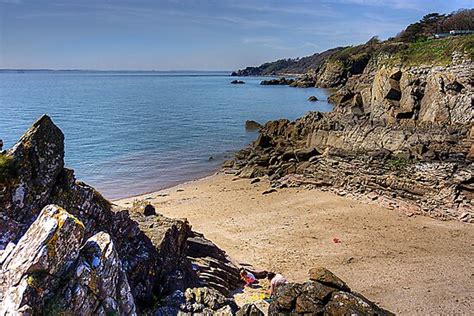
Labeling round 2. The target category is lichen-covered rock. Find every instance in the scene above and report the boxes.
[325,291,389,316]
[49,232,136,315]
[268,268,393,315]
[0,117,199,311]
[308,267,350,291]
[158,287,237,314]
[0,205,84,315]
[1,115,64,246]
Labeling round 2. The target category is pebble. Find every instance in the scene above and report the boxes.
[262,188,277,195]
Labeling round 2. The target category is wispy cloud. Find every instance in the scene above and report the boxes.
[230,2,342,18]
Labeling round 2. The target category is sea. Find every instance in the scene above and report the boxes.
[0,71,332,199]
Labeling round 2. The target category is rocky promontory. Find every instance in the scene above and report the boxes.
[0,117,392,314]
[227,48,473,222]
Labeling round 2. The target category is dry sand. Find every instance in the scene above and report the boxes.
[116,173,474,315]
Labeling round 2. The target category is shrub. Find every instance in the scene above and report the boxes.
[0,153,17,183]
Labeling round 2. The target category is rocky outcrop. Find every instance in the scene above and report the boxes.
[0,205,85,314]
[239,267,392,316]
[231,80,245,84]
[51,231,136,315]
[245,120,262,131]
[186,231,242,296]
[0,117,197,311]
[229,54,473,222]
[269,282,390,315]
[260,77,295,85]
[0,205,136,315]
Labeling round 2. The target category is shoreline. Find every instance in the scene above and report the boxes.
[116,172,474,315]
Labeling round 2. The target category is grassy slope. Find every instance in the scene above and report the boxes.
[384,34,474,66]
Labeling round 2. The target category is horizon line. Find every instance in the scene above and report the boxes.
[0,68,234,72]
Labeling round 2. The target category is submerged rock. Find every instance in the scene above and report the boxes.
[231,80,245,84]
[308,95,318,101]
[260,77,295,85]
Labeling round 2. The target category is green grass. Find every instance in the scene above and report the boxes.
[383,34,474,66]
[0,153,17,183]
[387,155,411,169]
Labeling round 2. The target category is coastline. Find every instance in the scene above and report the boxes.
[115,172,474,315]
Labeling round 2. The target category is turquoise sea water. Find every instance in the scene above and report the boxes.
[0,71,332,199]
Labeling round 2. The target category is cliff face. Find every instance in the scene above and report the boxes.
[229,51,473,222]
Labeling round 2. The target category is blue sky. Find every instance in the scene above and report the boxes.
[0,0,471,70]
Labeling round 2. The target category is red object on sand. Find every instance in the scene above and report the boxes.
[333,238,341,243]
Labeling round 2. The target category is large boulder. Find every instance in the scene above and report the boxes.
[268,268,393,315]
[0,205,137,315]
[2,115,64,234]
[50,232,136,315]
[0,205,85,314]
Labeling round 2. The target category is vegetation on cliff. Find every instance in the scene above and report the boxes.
[0,153,16,183]
[232,9,473,76]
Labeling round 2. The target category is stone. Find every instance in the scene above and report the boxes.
[254,134,272,148]
[231,80,245,84]
[222,160,234,168]
[260,78,295,85]
[295,282,334,314]
[324,291,393,315]
[245,120,262,131]
[237,303,266,316]
[268,283,302,313]
[0,205,85,314]
[3,115,65,237]
[308,95,318,102]
[295,147,319,161]
[250,178,261,184]
[50,232,137,315]
[144,204,156,216]
[262,188,277,195]
[308,267,350,291]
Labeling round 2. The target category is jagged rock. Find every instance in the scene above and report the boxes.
[308,267,350,291]
[308,95,318,102]
[0,205,85,314]
[222,160,235,168]
[245,120,262,131]
[144,204,156,216]
[260,78,295,85]
[177,287,237,314]
[0,117,197,310]
[295,147,319,161]
[49,232,137,315]
[254,134,272,148]
[236,303,266,316]
[325,291,390,315]
[186,231,241,296]
[2,115,64,237]
[268,268,393,315]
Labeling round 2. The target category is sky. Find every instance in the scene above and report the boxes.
[0,0,472,70]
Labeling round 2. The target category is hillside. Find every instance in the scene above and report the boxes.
[232,9,474,77]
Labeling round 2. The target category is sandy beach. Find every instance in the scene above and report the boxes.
[116,173,474,315]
